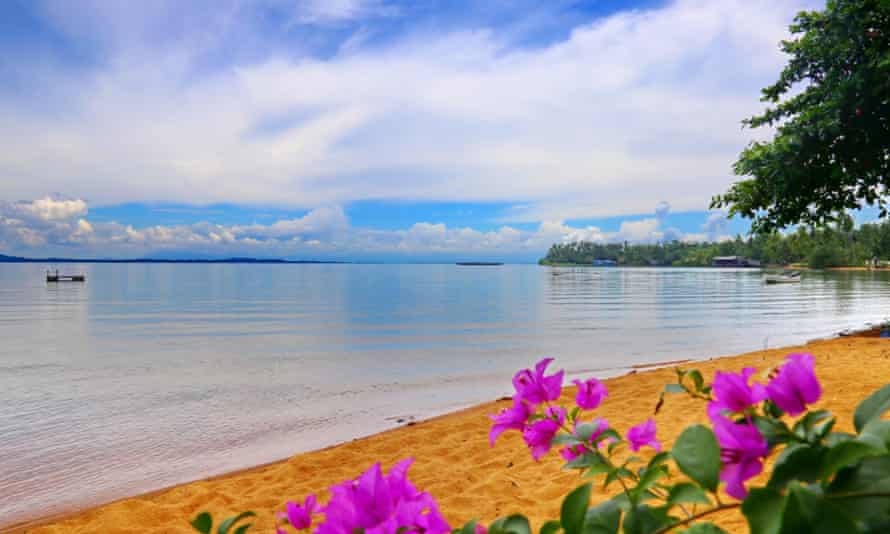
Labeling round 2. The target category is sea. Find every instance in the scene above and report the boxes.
[2,263,890,527]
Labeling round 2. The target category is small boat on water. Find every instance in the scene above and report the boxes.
[765,271,801,284]
[46,270,86,282]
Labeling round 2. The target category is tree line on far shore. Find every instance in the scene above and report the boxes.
[539,214,890,269]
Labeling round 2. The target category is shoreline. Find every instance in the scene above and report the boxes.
[11,327,889,534]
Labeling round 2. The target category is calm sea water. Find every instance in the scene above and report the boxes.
[2,263,890,526]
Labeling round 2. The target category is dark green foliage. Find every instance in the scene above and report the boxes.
[713,0,890,233]
[540,215,890,267]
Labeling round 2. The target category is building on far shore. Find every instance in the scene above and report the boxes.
[591,259,618,266]
[711,256,761,268]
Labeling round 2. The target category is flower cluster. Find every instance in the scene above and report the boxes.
[196,349,890,534]
[490,358,660,462]
[705,353,821,498]
[276,459,450,534]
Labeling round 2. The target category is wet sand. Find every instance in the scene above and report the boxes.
[14,330,890,533]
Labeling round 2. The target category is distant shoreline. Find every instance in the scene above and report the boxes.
[0,254,348,264]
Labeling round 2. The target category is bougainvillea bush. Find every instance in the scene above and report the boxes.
[192,354,890,534]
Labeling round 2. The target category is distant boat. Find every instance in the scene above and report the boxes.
[765,271,801,284]
[455,262,503,266]
[591,259,617,267]
[46,270,86,282]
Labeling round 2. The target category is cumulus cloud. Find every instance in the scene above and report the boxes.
[0,197,731,259]
[703,210,729,241]
[0,0,817,221]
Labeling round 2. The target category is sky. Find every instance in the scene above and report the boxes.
[0,0,824,261]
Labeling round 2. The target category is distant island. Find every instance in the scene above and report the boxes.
[539,215,890,269]
[0,254,348,264]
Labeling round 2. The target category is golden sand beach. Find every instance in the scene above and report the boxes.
[13,330,890,534]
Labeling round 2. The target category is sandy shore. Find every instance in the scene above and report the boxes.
[12,330,890,534]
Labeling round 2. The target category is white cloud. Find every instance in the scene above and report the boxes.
[0,197,727,258]
[292,0,398,25]
[0,0,818,220]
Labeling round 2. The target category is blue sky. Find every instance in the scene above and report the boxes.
[0,0,825,261]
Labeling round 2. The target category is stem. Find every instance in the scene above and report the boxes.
[651,503,741,534]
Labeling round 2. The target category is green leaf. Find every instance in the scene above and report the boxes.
[575,423,602,442]
[686,370,704,392]
[540,520,561,534]
[622,505,672,534]
[570,407,581,423]
[233,525,252,534]
[781,483,860,534]
[827,456,890,520]
[677,523,729,534]
[584,462,613,479]
[672,425,721,492]
[582,499,621,534]
[218,512,256,534]
[768,445,825,489]
[595,429,622,447]
[752,415,792,448]
[490,515,532,534]
[631,466,667,503]
[858,419,890,452]
[565,451,605,470]
[190,512,213,534]
[459,519,481,534]
[854,384,890,433]
[742,487,786,534]
[553,434,583,447]
[560,484,591,534]
[666,483,711,506]
[647,452,670,470]
[780,483,820,533]
[820,440,883,478]
[664,384,686,394]
[825,432,855,447]
[792,410,832,440]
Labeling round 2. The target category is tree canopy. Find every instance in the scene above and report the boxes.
[712,0,890,233]
[539,215,890,268]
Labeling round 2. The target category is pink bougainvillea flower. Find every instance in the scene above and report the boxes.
[489,398,531,446]
[712,416,770,499]
[523,406,565,460]
[560,443,586,462]
[474,524,488,534]
[573,378,608,410]
[512,358,564,405]
[315,459,450,534]
[764,353,821,416]
[627,418,661,452]
[707,367,766,419]
[278,494,319,530]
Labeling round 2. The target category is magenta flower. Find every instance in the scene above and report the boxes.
[315,459,450,534]
[573,378,608,410]
[707,367,766,419]
[712,416,770,499]
[489,399,531,446]
[764,353,821,416]
[474,524,488,534]
[627,418,661,452]
[522,406,565,460]
[278,494,319,530]
[560,444,585,462]
[512,358,564,405]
